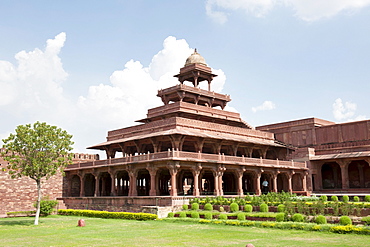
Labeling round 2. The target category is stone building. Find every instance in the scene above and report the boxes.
[61,50,309,212]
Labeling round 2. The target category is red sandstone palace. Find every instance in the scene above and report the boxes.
[1,50,369,214]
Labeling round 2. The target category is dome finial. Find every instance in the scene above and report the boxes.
[194,48,197,53]
[185,49,207,66]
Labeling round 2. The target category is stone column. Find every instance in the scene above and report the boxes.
[168,162,180,197]
[236,167,245,196]
[287,172,293,193]
[109,169,116,196]
[192,163,202,196]
[272,171,278,193]
[256,170,261,195]
[338,160,350,189]
[212,169,219,196]
[94,173,100,197]
[216,165,226,196]
[302,172,308,192]
[79,174,85,197]
[147,165,158,196]
[128,166,137,196]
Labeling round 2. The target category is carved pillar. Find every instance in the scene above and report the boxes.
[236,167,245,196]
[79,172,85,197]
[338,160,350,189]
[303,172,308,192]
[93,171,100,197]
[108,168,116,196]
[287,171,293,193]
[272,171,278,193]
[212,169,219,196]
[192,163,202,196]
[168,162,180,196]
[128,166,137,196]
[256,169,262,195]
[147,164,158,196]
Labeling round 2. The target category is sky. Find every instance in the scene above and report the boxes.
[1,0,370,156]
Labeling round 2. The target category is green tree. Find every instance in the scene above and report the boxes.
[1,122,74,225]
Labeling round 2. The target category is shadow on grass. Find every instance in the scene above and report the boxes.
[0,218,35,226]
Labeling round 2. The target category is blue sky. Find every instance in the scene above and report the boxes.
[1,0,370,155]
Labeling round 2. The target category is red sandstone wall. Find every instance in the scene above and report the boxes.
[0,157,64,216]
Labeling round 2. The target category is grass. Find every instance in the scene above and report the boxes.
[0,215,369,246]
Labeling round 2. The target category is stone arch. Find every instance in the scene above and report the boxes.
[116,170,130,196]
[137,169,150,196]
[158,136,173,152]
[181,137,197,152]
[220,144,233,156]
[71,175,80,197]
[157,168,171,196]
[242,171,256,194]
[84,173,95,197]
[266,149,277,160]
[292,173,303,191]
[321,162,342,189]
[277,173,289,192]
[251,149,261,158]
[200,169,215,195]
[202,141,215,154]
[223,171,237,195]
[99,172,112,196]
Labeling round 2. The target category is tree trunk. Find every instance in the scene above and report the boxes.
[34,179,42,225]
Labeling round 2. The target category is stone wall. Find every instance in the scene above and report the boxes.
[0,157,64,216]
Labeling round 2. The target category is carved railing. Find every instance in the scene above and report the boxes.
[66,150,307,170]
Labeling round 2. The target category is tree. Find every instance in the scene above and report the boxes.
[1,121,74,225]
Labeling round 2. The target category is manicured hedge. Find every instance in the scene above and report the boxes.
[58,209,157,221]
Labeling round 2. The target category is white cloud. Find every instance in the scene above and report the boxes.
[0,34,227,153]
[332,98,366,122]
[205,0,370,22]
[252,100,276,113]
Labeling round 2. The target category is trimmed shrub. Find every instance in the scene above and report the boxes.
[191,203,199,210]
[292,213,304,222]
[353,196,360,202]
[34,199,58,216]
[179,211,187,218]
[342,195,349,203]
[331,195,338,202]
[260,203,268,212]
[219,206,225,212]
[275,213,285,222]
[182,204,188,210]
[230,202,239,212]
[244,204,253,213]
[191,211,199,219]
[167,212,174,217]
[204,212,212,220]
[237,213,246,221]
[320,195,327,202]
[339,216,352,225]
[218,213,227,220]
[204,203,213,211]
[361,216,370,225]
[58,209,157,220]
[315,215,327,224]
[277,204,285,213]
[365,195,370,202]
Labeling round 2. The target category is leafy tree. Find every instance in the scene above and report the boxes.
[1,122,74,225]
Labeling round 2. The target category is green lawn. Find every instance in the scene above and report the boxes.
[0,215,368,247]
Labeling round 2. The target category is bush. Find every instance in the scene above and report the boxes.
[339,216,352,225]
[191,211,199,218]
[58,209,157,220]
[361,216,370,225]
[204,212,212,220]
[320,195,327,202]
[182,204,188,210]
[218,213,227,220]
[275,213,285,222]
[260,203,268,212]
[244,204,253,213]
[179,211,187,218]
[167,212,174,217]
[230,202,239,212]
[34,199,58,216]
[219,206,225,212]
[204,203,213,211]
[365,195,370,202]
[353,196,360,202]
[237,213,246,221]
[315,215,327,224]
[342,195,349,203]
[331,195,338,202]
[191,203,199,210]
[277,204,285,212]
[292,213,304,222]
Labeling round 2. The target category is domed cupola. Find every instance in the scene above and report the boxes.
[184,49,207,66]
